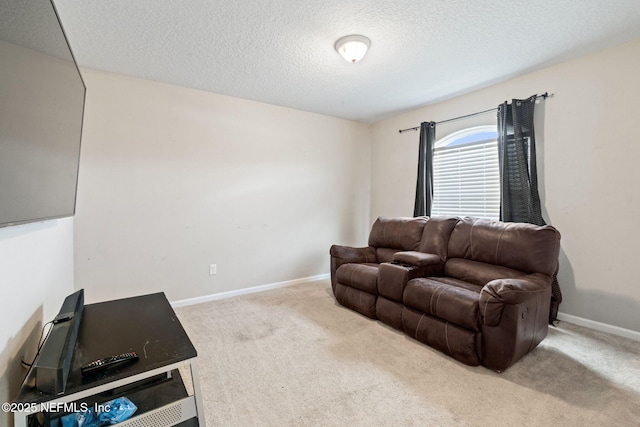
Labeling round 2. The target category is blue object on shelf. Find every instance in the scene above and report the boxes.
[60,397,137,427]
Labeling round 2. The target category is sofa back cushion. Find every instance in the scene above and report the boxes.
[444,258,527,286]
[376,248,402,263]
[368,216,427,252]
[447,217,561,276]
[418,216,459,260]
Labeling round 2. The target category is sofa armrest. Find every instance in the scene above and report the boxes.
[479,273,552,371]
[392,251,441,267]
[479,274,550,326]
[330,245,377,265]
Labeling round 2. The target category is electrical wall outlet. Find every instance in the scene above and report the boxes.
[209,264,217,275]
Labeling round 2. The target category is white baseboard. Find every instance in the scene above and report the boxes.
[557,312,640,342]
[170,273,330,308]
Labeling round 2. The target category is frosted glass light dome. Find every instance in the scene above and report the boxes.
[335,35,371,63]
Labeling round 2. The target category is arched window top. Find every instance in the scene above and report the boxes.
[432,125,499,220]
[435,125,497,148]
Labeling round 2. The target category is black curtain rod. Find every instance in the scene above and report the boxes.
[398,92,551,133]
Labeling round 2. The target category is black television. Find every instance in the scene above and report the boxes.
[0,0,85,228]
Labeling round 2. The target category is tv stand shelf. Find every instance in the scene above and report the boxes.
[13,293,204,427]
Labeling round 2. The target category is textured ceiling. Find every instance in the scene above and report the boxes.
[50,0,640,123]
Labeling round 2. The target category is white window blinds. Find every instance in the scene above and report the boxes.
[431,130,499,220]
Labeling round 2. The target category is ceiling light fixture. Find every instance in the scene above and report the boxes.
[335,35,371,64]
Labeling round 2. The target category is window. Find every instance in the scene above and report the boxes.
[431,126,499,220]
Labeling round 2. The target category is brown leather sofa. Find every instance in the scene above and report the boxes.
[330,216,561,372]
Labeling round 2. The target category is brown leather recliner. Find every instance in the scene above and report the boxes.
[330,216,561,372]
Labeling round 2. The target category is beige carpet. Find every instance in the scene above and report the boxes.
[175,280,640,426]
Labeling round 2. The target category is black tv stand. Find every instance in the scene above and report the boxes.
[13,293,204,426]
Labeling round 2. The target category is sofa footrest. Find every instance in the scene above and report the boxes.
[376,296,403,330]
[402,306,480,366]
[334,282,377,319]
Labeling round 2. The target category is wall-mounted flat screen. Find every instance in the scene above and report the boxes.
[0,0,85,228]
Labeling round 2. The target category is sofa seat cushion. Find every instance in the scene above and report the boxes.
[336,263,379,294]
[404,277,482,331]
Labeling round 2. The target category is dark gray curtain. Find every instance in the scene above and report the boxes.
[497,95,545,225]
[413,121,436,217]
[497,95,561,322]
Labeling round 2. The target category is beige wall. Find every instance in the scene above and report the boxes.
[74,69,371,304]
[371,38,640,332]
[0,218,74,426]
